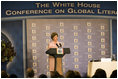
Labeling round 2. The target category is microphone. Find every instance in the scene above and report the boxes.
[56,43,59,48]
[59,43,62,48]
[56,43,62,48]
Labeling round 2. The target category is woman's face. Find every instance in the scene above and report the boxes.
[53,35,58,42]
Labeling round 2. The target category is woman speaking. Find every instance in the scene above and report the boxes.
[48,32,62,75]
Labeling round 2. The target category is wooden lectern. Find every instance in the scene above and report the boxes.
[46,48,70,75]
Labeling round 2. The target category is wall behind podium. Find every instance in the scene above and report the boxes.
[26,19,110,77]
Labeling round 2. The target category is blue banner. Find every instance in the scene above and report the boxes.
[1,1,117,17]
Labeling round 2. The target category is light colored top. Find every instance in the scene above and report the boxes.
[48,41,61,49]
